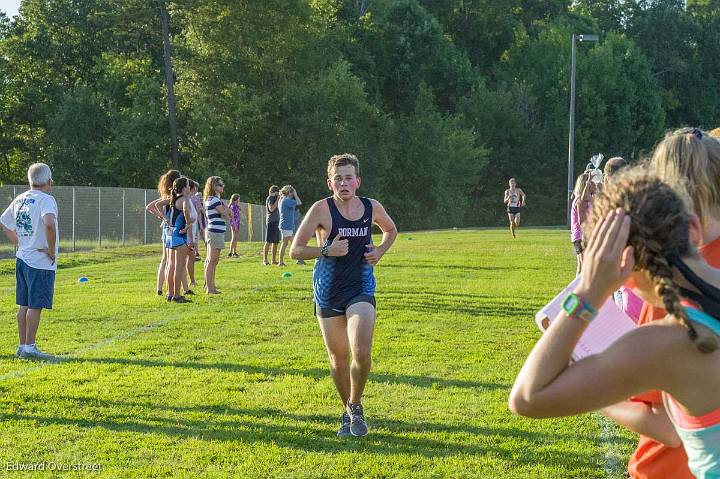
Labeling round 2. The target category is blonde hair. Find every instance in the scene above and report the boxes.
[268,185,279,195]
[651,128,720,228]
[280,185,294,196]
[327,153,360,178]
[204,176,223,199]
[572,171,589,199]
[586,166,717,353]
[230,194,240,203]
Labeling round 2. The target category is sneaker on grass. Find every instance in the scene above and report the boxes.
[19,344,58,362]
[337,411,351,438]
[346,403,368,437]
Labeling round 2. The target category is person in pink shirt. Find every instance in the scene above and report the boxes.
[228,194,242,258]
[570,171,594,275]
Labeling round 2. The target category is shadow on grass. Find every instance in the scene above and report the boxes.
[380,262,545,272]
[0,396,623,471]
[49,356,508,391]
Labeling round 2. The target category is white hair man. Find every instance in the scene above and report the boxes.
[0,163,58,360]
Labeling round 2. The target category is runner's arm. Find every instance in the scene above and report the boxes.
[503,190,509,205]
[365,199,397,265]
[290,201,324,260]
[600,401,681,447]
[519,189,526,207]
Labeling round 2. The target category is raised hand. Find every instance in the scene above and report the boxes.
[575,208,635,309]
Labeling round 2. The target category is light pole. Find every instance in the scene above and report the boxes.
[567,33,599,227]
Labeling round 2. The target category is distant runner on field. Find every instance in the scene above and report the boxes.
[504,178,526,238]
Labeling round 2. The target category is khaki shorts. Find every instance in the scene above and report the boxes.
[205,231,225,250]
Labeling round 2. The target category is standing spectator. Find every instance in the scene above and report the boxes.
[278,185,301,267]
[190,181,205,262]
[203,176,228,294]
[228,194,241,257]
[146,169,181,295]
[570,171,594,275]
[0,163,58,360]
[263,185,281,265]
[164,177,194,303]
[186,180,200,288]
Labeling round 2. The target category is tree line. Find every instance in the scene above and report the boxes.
[1,0,718,229]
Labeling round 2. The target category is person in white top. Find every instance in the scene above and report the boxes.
[0,163,58,361]
[186,179,200,288]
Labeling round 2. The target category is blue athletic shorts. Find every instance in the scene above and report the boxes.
[16,258,55,310]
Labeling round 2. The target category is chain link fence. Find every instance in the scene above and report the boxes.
[0,185,267,258]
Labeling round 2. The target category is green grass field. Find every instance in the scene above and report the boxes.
[0,230,636,478]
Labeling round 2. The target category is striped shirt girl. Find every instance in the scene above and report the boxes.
[204,196,226,234]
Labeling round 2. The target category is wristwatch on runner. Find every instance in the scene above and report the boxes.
[321,244,330,257]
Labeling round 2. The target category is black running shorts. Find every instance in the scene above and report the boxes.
[315,295,376,319]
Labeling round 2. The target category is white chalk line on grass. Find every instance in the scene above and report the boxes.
[0,281,281,383]
[0,318,171,382]
[598,414,623,478]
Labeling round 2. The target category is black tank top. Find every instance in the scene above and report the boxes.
[325,196,373,260]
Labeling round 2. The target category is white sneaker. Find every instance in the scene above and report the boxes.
[20,344,58,362]
[15,345,24,358]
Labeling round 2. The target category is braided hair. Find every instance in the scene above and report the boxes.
[170,177,190,207]
[584,167,718,353]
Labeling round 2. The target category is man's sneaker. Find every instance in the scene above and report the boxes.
[20,344,57,362]
[15,345,23,358]
[337,411,351,437]
[346,403,368,437]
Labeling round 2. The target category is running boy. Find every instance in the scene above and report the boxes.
[290,153,397,437]
[0,163,58,360]
[504,178,526,238]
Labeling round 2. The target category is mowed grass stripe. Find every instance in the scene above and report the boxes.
[0,230,636,478]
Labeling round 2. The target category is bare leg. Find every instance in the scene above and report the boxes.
[346,302,376,405]
[514,213,521,228]
[187,247,196,285]
[263,242,270,263]
[175,246,189,295]
[24,308,42,345]
[317,315,351,407]
[279,238,292,266]
[230,228,239,255]
[166,248,177,298]
[156,248,167,292]
[206,248,221,293]
[272,243,279,264]
[17,306,28,344]
[508,215,516,238]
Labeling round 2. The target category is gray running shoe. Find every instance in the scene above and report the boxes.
[20,344,58,362]
[337,411,351,437]
[15,345,23,358]
[347,403,368,437]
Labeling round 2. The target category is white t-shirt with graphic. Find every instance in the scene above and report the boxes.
[0,190,59,271]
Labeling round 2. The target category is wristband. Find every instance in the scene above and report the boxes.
[321,244,330,257]
[562,292,597,323]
